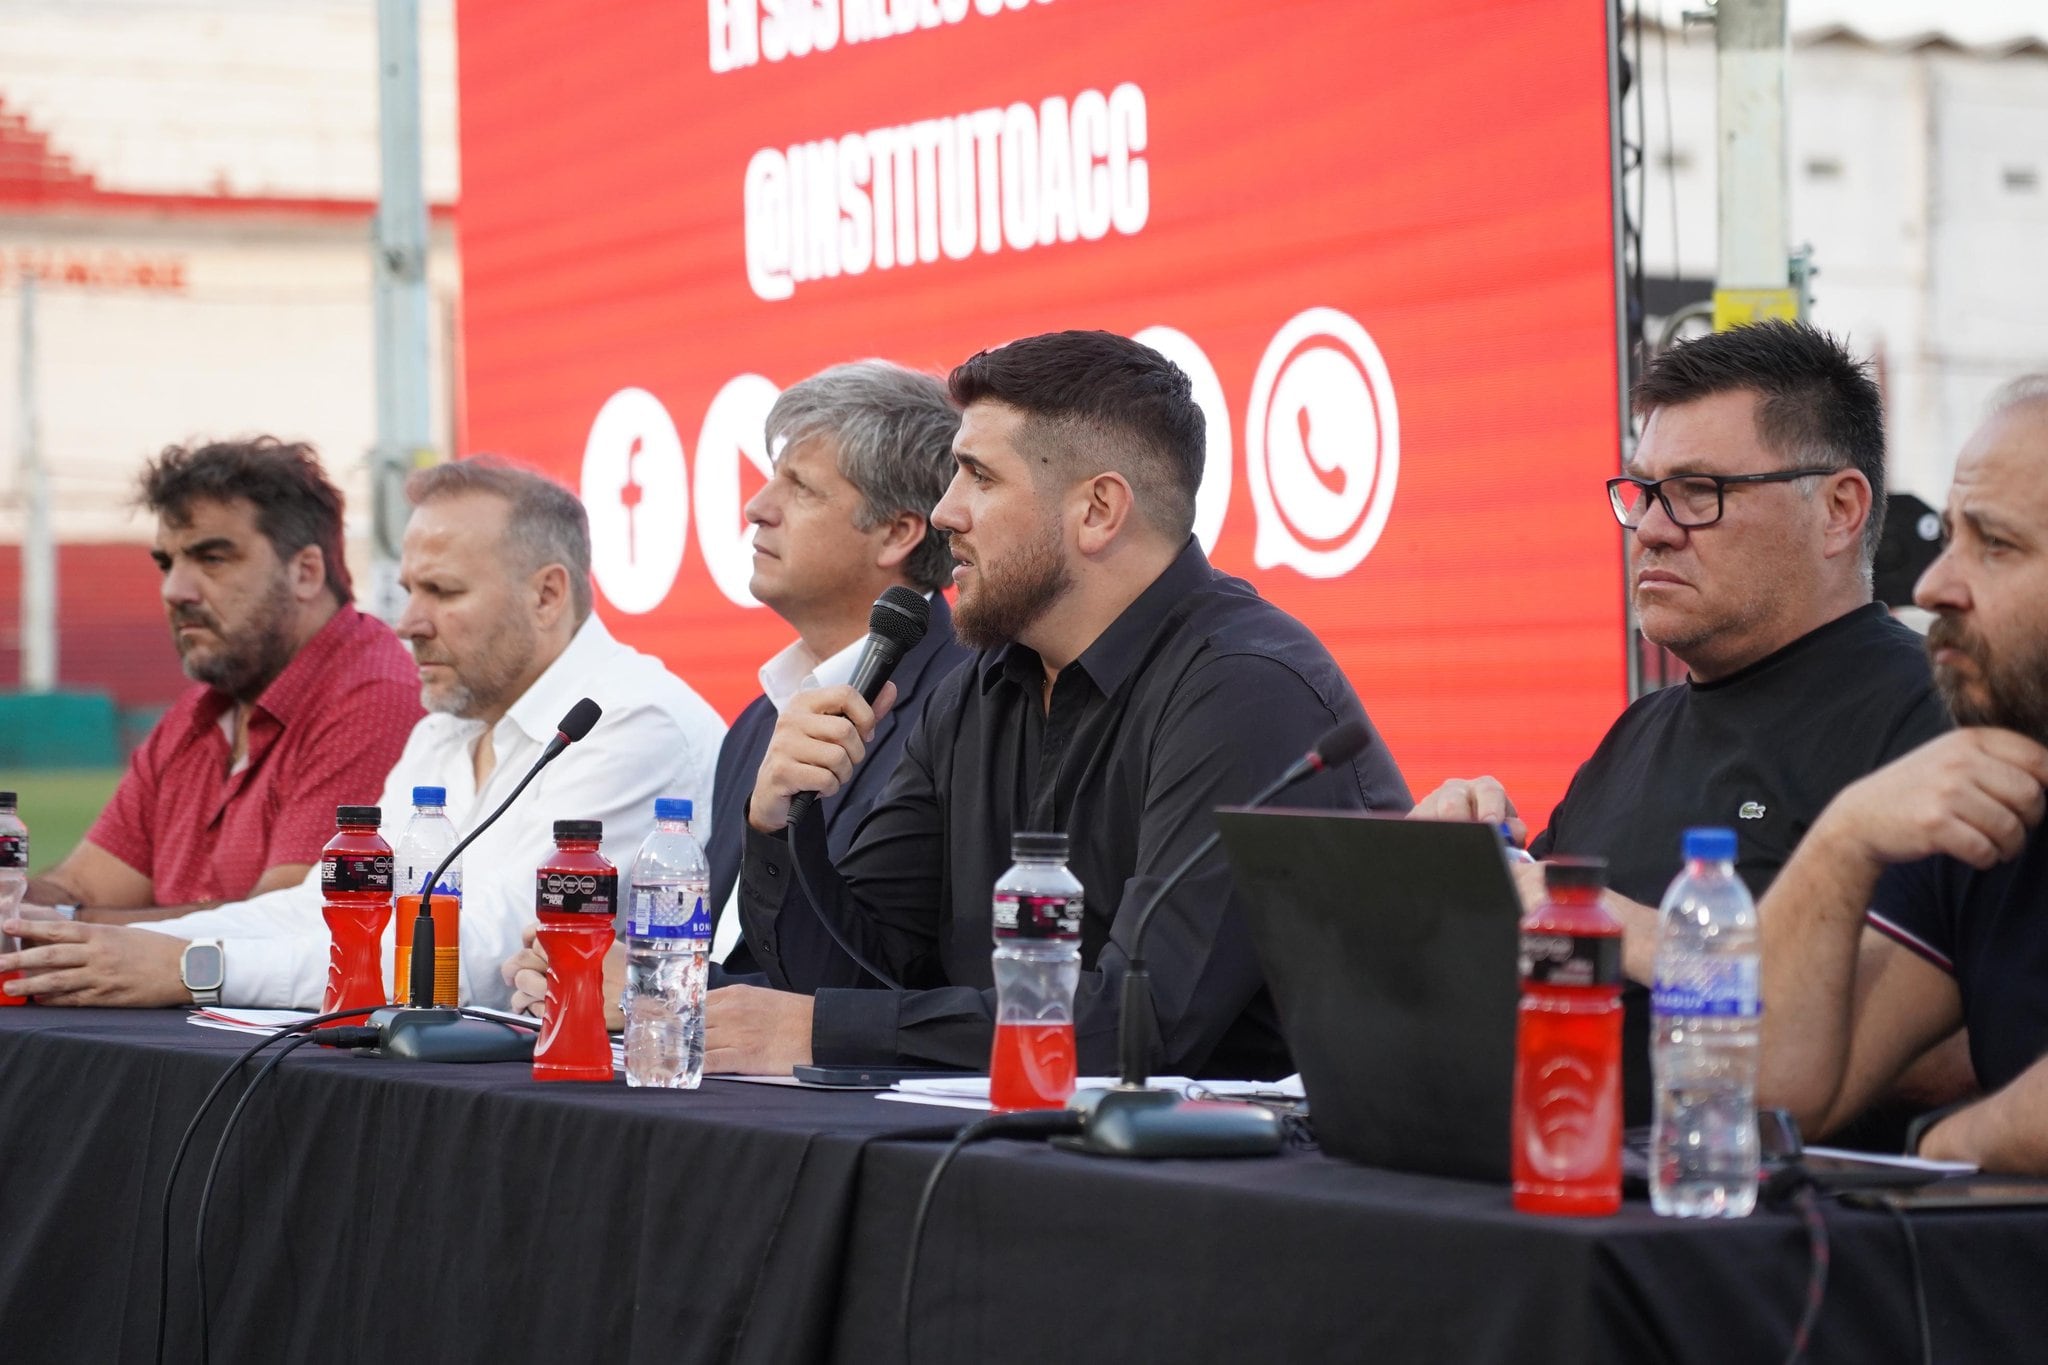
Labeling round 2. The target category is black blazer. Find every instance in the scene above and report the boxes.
[706,593,968,972]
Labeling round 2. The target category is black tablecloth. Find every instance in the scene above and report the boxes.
[0,1008,2038,1363]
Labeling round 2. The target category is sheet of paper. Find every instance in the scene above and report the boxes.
[187,1008,317,1036]
[875,1091,992,1112]
[891,1074,1305,1102]
[1804,1145,1978,1175]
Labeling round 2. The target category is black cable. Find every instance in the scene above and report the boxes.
[789,803,901,990]
[899,1109,1085,1365]
[154,1006,382,1365]
[1779,1182,1832,1365]
[1882,1198,1934,1365]
[194,1031,320,1364]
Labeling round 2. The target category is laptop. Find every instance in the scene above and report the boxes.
[1214,809,1522,1182]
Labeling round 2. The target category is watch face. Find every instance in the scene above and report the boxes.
[183,943,225,992]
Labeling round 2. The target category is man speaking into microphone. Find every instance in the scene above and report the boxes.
[711,331,1411,1079]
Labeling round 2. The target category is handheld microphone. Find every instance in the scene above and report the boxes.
[1067,717,1373,1158]
[375,697,605,1061]
[786,587,929,828]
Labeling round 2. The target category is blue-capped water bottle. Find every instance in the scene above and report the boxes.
[1650,827,1761,1218]
[623,798,712,1089]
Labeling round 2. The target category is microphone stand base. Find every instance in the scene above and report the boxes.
[1058,1085,1283,1159]
[369,1006,536,1063]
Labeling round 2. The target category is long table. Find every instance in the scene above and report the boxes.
[0,1007,2038,1363]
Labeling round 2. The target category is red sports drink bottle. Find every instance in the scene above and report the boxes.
[533,819,618,1082]
[1512,856,1622,1216]
[321,805,394,1025]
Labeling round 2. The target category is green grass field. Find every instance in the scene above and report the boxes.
[5,770,123,874]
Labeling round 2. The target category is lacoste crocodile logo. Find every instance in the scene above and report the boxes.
[1739,802,1767,820]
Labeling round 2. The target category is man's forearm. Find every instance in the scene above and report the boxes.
[1755,820,1886,1131]
[1920,1065,2048,1174]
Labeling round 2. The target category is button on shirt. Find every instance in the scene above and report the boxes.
[140,615,728,1010]
[87,605,422,905]
[740,540,1411,1078]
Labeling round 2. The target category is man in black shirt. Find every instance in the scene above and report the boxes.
[1413,322,1950,1123]
[705,330,1409,1078]
[1759,379,2048,1170]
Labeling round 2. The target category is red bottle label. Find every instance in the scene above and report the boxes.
[323,851,394,894]
[0,835,24,870]
[992,892,1082,940]
[1518,930,1620,988]
[536,868,619,916]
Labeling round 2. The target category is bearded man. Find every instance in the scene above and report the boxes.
[19,438,419,917]
[1757,377,2048,1173]
[707,330,1410,1078]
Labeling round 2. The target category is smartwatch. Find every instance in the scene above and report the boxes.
[180,940,226,1006]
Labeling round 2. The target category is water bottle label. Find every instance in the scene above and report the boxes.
[537,868,619,916]
[627,886,713,938]
[1652,959,1760,1017]
[0,835,24,870]
[1519,930,1621,987]
[992,892,1082,940]
[323,851,394,894]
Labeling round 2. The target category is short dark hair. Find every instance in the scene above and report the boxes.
[1634,320,1887,567]
[766,361,959,593]
[405,456,594,622]
[948,330,1205,541]
[138,437,351,603]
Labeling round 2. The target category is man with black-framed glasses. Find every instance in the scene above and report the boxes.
[1413,321,1955,1134]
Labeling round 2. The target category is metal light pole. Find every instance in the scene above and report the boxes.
[370,0,434,620]
[16,276,56,692]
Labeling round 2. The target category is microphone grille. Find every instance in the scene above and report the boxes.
[868,586,931,650]
[1314,718,1371,768]
[558,697,603,742]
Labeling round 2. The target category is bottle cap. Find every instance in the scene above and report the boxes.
[1010,830,1069,862]
[0,791,15,808]
[336,805,381,826]
[412,785,447,807]
[554,818,603,842]
[1543,856,1608,891]
[1683,827,1737,862]
[654,797,693,822]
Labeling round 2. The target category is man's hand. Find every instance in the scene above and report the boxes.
[1408,776,1526,847]
[1817,728,2048,871]
[501,925,626,1031]
[748,681,897,834]
[704,984,814,1074]
[0,919,190,1006]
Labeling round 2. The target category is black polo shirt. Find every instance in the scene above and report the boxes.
[1530,602,1949,1123]
[740,539,1411,1078]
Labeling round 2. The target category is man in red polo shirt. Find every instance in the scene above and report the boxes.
[23,437,420,913]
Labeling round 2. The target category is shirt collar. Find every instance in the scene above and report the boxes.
[758,633,867,713]
[498,613,619,747]
[243,605,366,727]
[979,538,1217,698]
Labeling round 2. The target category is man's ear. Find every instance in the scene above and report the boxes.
[287,544,328,602]
[1822,469,1873,562]
[531,562,573,628]
[1073,472,1136,557]
[873,512,927,573]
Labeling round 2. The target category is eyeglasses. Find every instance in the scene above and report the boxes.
[1605,467,1839,530]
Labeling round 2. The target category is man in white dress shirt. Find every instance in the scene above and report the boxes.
[4,458,725,1010]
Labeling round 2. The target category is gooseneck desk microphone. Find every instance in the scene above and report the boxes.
[1066,718,1373,1157]
[369,696,605,1062]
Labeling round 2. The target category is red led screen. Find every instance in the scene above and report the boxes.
[454,0,1627,817]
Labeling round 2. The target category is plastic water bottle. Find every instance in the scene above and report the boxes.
[0,792,29,1007]
[393,785,463,1006]
[1651,827,1761,1218]
[623,798,712,1089]
[988,831,1083,1112]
